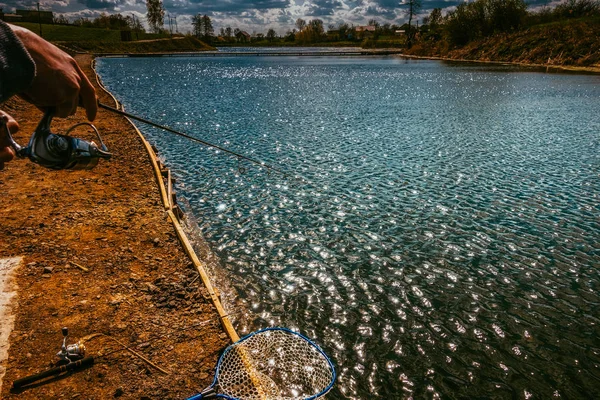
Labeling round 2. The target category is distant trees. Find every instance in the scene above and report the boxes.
[445,0,527,45]
[192,14,213,40]
[428,8,443,28]
[130,14,145,38]
[220,26,233,38]
[192,15,203,38]
[295,18,306,32]
[529,0,600,23]
[554,0,600,17]
[146,0,164,33]
[91,13,131,29]
[337,22,350,40]
[205,0,598,50]
[53,14,69,24]
[284,29,296,42]
[202,15,214,38]
[296,19,324,44]
[71,12,146,34]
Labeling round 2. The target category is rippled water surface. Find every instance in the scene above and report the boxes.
[97,56,600,399]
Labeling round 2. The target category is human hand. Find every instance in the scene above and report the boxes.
[0,111,18,170]
[9,24,97,121]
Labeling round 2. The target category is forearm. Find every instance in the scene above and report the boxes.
[0,21,36,103]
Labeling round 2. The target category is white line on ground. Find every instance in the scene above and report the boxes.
[0,257,21,394]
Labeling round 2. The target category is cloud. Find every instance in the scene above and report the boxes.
[171,0,292,14]
[77,0,127,10]
[305,0,344,16]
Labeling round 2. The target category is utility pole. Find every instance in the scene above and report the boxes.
[131,13,139,40]
[174,16,178,33]
[36,2,42,37]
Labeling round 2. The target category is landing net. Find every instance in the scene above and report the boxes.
[214,327,335,400]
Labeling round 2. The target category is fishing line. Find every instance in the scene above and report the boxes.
[98,102,289,177]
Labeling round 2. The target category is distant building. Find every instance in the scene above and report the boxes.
[0,8,24,22]
[236,30,251,43]
[355,25,376,39]
[395,30,406,36]
[15,9,54,24]
[355,25,376,33]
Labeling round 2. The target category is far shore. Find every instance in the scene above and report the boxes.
[89,46,600,75]
[397,53,600,74]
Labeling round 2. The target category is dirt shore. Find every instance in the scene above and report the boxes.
[398,53,600,74]
[0,54,228,399]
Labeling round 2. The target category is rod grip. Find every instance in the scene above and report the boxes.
[12,357,94,389]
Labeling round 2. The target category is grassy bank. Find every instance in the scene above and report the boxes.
[216,40,362,48]
[406,17,600,69]
[13,22,214,53]
[62,36,214,53]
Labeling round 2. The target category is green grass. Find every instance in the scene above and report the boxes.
[68,37,215,53]
[13,22,170,42]
[11,22,214,53]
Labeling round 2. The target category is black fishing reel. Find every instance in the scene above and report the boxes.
[4,109,111,170]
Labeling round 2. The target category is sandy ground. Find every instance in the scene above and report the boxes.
[0,55,229,399]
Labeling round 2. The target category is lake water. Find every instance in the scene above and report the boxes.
[96,56,600,399]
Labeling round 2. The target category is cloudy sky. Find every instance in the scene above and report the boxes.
[0,0,551,34]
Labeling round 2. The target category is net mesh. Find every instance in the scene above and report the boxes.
[216,329,334,400]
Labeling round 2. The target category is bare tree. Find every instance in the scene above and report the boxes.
[295,18,306,31]
[368,19,380,28]
[403,0,422,47]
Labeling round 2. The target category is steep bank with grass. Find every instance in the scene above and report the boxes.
[63,36,214,53]
[12,22,215,53]
[406,17,600,70]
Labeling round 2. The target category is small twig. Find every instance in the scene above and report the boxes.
[186,273,200,288]
[83,333,169,375]
[71,262,89,272]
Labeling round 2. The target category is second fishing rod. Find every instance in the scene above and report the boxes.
[98,102,288,177]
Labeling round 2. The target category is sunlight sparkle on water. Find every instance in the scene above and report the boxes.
[98,56,600,399]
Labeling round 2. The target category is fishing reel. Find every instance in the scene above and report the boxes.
[56,327,86,364]
[3,109,111,170]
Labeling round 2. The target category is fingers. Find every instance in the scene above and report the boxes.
[55,64,97,120]
[0,147,16,170]
[0,114,17,170]
[55,98,78,118]
[0,113,19,137]
[77,65,98,122]
[13,29,98,122]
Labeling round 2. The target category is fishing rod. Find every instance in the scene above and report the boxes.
[98,102,288,176]
[12,318,218,389]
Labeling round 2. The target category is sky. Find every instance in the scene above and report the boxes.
[0,0,554,34]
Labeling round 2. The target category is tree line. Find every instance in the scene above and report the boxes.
[421,0,600,47]
[53,0,165,35]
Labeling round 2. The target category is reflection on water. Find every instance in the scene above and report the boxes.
[97,56,600,398]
